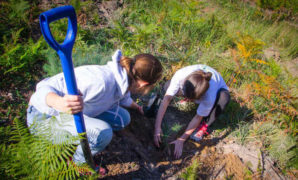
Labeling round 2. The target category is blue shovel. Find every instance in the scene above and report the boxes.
[39,6,96,170]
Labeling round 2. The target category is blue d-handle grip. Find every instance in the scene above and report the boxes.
[40,5,77,52]
[39,5,85,134]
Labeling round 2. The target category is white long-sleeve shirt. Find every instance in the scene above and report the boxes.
[29,50,133,117]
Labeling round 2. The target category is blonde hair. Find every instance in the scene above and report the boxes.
[183,70,212,99]
[120,53,163,88]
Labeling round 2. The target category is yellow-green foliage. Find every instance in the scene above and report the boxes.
[228,33,297,134]
[180,159,199,180]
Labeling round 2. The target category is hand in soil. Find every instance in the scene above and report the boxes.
[131,101,144,115]
[136,105,144,115]
[170,139,185,159]
[154,127,162,147]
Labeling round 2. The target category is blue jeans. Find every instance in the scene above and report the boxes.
[27,105,130,163]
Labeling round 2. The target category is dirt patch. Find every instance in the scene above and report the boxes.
[201,7,216,14]
[96,105,196,179]
[264,47,281,61]
[219,141,288,180]
[94,99,288,179]
[222,153,249,179]
[174,139,253,179]
[177,138,287,180]
[38,0,123,29]
[264,47,298,77]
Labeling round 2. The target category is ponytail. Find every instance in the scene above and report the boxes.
[120,54,163,86]
[119,56,135,83]
[203,72,212,81]
[183,70,212,99]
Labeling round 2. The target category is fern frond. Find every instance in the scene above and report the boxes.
[0,115,90,179]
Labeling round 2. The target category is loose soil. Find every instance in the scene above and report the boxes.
[95,98,287,180]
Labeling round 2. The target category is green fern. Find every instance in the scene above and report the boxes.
[0,29,45,74]
[171,123,183,133]
[0,117,94,179]
[8,0,30,24]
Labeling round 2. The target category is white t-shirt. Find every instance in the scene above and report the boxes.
[166,64,228,117]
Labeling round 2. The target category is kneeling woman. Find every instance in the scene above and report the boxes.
[154,64,230,158]
[27,50,162,164]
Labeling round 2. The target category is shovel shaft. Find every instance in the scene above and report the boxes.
[39,5,95,169]
[57,51,85,133]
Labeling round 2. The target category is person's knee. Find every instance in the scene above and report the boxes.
[219,90,230,105]
[92,127,112,152]
[215,90,230,114]
[98,128,113,147]
[124,109,131,126]
[85,117,113,150]
[120,108,131,128]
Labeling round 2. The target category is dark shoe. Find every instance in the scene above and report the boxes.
[143,93,161,118]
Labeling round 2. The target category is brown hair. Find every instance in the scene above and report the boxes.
[182,70,212,99]
[120,53,163,86]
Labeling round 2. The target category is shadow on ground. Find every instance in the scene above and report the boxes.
[95,98,244,179]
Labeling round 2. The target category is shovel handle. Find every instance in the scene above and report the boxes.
[40,5,77,53]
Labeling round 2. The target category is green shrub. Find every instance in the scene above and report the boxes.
[42,34,113,76]
[0,0,45,89]
[171,123,183,133]
[0,29,45,75]
[0,0,40,43]
[256,0,298,13]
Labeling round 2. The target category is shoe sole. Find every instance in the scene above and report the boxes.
[190,135,203,142]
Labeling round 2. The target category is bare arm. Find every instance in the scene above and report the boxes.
[170,114,203,158]
[154,95,173,147]
[179,114,203,141]
[130,101,144,115]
